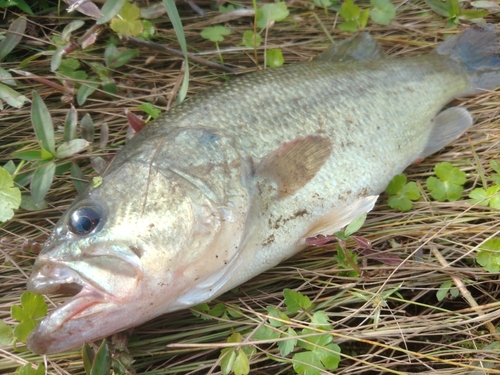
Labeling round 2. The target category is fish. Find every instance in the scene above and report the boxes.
[27,25,500,354]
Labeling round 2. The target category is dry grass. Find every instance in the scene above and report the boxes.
[1,0,500,374]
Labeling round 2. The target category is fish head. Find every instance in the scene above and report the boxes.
[26,159,245,354]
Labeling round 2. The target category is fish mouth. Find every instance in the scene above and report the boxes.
[26,258,139,355]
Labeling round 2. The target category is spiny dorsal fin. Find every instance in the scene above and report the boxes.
[256,135,332,198]
[316,33,385,63]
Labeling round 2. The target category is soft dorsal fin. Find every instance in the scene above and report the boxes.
[316,33,385,63]
[299,195,378,243]
[256,135,332,197]
[419,107,472,160]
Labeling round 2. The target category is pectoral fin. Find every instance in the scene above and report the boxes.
[316,33,385,63]
[419,107,472,160]
[299,195,378,243]
[256,135,332,197]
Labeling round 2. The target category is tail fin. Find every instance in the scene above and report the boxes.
[435,24,500,93]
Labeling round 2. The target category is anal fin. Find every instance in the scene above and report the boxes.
[419,107,473,160]
[299,195,378,243]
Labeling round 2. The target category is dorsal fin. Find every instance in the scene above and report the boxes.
[316,33,385,63]
[255,135,332,198]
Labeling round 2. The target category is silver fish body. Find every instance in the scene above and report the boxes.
[27,26,500,354]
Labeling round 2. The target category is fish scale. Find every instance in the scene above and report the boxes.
[26,26,500,354]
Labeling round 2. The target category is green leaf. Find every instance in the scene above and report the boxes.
[278,328,297,356]
[477,238,500,273]
[61,20,85,43]
[139,102,161,119]
[257,2,289,28]
[266,49,284,68]
[110,2,143,36]
[370,0,396,25]
[232,350,250,375]
[437,280,452,301]
[64,105,78,142]
[0,167,21,222]
[0,83,30,108]
[15,363,45,375]
[31,91,55,155]
[339,0,360,19]
[71,162,88,193]
[220,348,237,375]
[338,20,359,32]
[77,79,99,106]
[344,213,366,237]
[11,291,47,343]
[30,162,55,203]
[97,0,126,25]
[386,174,420,211]
[0,320,14,345]
[266,306,290,327]
[242,30,262,48]
[426,162,466,202]
[284,289,312,314]
[162,0,190,103]
[90,340,111,375]
[82,344,94,374]
[314,0,333,7]
[3,160,16,175]
[105,45,139,69]
[20,195,47,211]
[201,25,232,43]
[458,9,489,19]
[0,17,27,61]
[81,113,95,143]
[1,0,34,15]
[56,139,89,158]
[0,67,16,86]
[253,324,281,340]
[426,0,450,16]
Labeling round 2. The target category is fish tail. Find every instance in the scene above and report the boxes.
[435,24,500,94]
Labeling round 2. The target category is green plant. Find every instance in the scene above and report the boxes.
[476,238,500,273]
[0,166,21,222]
[426,0,489,28]
[385,174,421,212]
[83,340,111,375]
[426,162,466,202]
[10,291,47,347]
[201,25,232,65]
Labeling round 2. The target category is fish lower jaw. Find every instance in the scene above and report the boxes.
[27,286,110,355]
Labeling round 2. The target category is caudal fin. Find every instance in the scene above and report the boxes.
[435,24,500,94]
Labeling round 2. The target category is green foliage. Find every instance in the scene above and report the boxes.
[0,320,14,346]
[110,2,144,36]
[284,289,312,314]
[385,174,420,212]
[242,30,262,48]
[83,340,112,375]
[15,363,45,375]
[256,2,289,29]
[11,291,47,344]
[201,25,232,43]
[220,332,255,375]
[292,312,341,375]
[11,93,92,206]
[338,0,370,32]
[426,162,466,202]
[469,185,500,208]
[477,238,500,273]
[370,0,396,25]
[139,102,161,120]
[0,17,26,61]
[0,167,21,222]
[436,280,459,301]
[426,0,489,28]
[192,302,242,321]
[266,49,284,68]
[0,68,30,109]
[0,0,34,14]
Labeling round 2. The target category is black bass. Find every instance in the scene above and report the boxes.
[27,25,500,354]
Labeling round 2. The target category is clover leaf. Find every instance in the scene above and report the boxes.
[426,162,466,202]
[386,174,420,212]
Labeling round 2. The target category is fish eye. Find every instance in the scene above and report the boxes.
[68,206,101,235]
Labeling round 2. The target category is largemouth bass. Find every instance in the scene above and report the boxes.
[27,25,500,354]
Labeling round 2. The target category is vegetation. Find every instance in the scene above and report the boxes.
[1,0,500,374]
